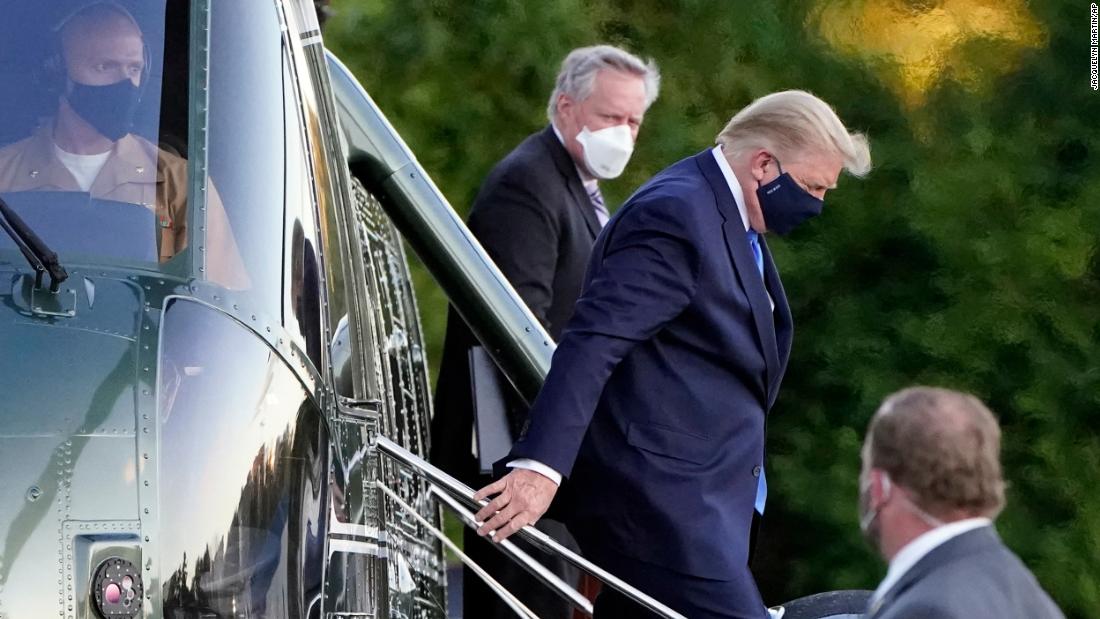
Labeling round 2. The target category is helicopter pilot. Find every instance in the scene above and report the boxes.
[0,1,245,287]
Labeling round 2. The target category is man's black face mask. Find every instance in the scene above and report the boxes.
[67,79,140,142]
[755,158,824,236]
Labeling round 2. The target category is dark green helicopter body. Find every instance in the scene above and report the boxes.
[0,0,459,616]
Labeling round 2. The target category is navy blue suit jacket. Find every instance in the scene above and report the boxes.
[508,150,793,583]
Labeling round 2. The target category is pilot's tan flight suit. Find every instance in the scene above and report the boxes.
[0,123,246,288]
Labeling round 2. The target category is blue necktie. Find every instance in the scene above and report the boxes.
[747,229,767,514]
[747,229,764,277]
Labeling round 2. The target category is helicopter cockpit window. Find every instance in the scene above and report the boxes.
[0,0,184,268]
[0,0,284,308]
[204,0,285,310]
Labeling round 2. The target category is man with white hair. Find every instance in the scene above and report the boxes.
[859,387,1063,618]
[475,90,870,617]
[430,44,659,618]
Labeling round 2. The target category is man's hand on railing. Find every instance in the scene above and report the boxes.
[474,469,558,543]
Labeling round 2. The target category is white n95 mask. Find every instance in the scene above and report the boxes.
[576,124,634,179]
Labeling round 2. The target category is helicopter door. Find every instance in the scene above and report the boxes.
[279,2,400,617]
[282,0,449,614]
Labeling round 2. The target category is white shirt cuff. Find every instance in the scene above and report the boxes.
[507,458,562,486]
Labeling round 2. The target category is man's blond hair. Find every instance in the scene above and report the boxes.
[716,90,871,176]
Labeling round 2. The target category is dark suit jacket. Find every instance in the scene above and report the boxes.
[507,150,793,592]
[870,525,1063,619]
[430,125,599,483]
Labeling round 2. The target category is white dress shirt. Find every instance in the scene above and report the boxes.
[870,518,993,607]
[711,145,751,231]
[712,146,774,311]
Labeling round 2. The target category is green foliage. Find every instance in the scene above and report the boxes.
[327,1,1100,615]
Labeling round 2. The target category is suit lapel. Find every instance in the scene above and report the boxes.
[695,151,780,399]
[540,126,600,239]
[871,557,938,618]
[871,526,1001,618]
[759,235,792,405]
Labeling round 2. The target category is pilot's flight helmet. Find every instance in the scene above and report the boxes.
[39,1,151,96]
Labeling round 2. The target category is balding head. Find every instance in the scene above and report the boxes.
[60,2,145,88]
[51,2,147,150]
[864,386,1006,520]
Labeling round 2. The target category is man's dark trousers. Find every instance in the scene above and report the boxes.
[431,126,602,618]
[577,534,768,619]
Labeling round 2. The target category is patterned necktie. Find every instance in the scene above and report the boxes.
[747,228,768,514]
[587,184,610,227]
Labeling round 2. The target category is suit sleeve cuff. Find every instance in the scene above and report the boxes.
[507,458,562,486]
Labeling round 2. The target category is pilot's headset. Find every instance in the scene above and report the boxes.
[40,1,151,100]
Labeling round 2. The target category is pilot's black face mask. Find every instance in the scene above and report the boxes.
[66,79,140,142]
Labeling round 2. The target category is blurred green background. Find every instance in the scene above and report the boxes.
[326,0,1099,616]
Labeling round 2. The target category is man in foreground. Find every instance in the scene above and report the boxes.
[859,386,1064,618]
[431,44,658,617]
[475,90,871,618]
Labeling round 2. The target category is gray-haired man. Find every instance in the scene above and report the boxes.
[860,387,1063,618]
[430,44,659,618]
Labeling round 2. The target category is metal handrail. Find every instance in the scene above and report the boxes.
[374,435,688,619]
[375,482,538,618]
[429,484,594,615]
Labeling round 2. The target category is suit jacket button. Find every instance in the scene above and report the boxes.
[752,465,762,477]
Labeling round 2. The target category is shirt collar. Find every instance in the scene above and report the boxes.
[551,122,597,189]
[28,122,159,186]
[551,122,565,145]
[871,517,992,605]
[710,145,750,232]
[21,124,77,190]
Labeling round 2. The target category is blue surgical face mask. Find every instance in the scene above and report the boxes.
[755,157,823,236]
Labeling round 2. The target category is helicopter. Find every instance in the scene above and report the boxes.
[0,0,870,617]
